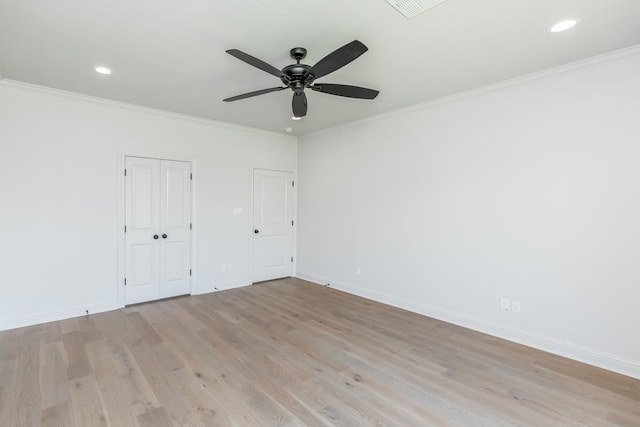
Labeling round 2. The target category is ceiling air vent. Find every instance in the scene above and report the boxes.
[385,0,448,19]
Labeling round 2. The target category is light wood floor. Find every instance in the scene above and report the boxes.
[0,278,638,426]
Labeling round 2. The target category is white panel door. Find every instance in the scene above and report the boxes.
[252,169,294,282]
[125,157,191,304]
[125,157,161,304]
[159,160,191,299]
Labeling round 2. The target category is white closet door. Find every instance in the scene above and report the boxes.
[125,157,191,305]
[252,169,294,282]
[159,160,191,298]
[125,157,161,304]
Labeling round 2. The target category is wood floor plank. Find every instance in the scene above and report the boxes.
[39,341,70,410]
[0,359,18,386]
[138,306,270,426]
[40,322,63,345]
[108,342,162,416]
[168,366,235,427]
[0,278,638,426]
[192,324,327,427]
[123,340,204,427]
[136,407,174,427]
[77,315,104,343]
[607,410,640,427]
[7,331,42,427]
[301,318,543,425]
[62,330,92,380]
[68,374,108,427]
[40,402,74,427]
[125,312,164,345]
[85,339,143,426]
[0,385,9,427]
[95,309,144,347]
[0,328,22,361]
[59,318,79,334]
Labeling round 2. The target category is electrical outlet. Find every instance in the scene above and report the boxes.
[500,298,510,311]
[356,267,361,276]
[512,300,521,313]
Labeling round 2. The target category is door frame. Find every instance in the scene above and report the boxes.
[249,167,296,284]
[117,151,197,308]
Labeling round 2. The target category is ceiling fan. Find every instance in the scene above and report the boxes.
[223,40,379,118]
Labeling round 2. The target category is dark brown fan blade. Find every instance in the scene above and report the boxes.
[226,49,287,80]
[304,40,368,81]
[223,87,287,102]
[311,84,379,99]
[292,92,307,117]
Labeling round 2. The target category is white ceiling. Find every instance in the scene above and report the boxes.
[1,0,639,136]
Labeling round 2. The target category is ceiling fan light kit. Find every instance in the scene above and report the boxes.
[223,40,379,118]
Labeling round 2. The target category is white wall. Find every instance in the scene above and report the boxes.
[0,81,296,330]
[297,49,640,379]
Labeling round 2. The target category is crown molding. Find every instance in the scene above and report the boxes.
[301,44,640,139]
[0,79,297,142]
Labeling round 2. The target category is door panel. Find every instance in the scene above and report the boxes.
[165,242,186,281]
[259,236,286,267]
[131,244,154,286]
[160,160,191,298]
[261,176,287,224]
[125,157,191,304]
[253,169,293,282]
[165,166,186,228]
[125,157,160,304]
[131,165,155,230]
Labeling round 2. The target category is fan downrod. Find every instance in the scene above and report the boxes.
[282,47,311,85]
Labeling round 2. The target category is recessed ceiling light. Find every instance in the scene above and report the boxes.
[549,19,579,33]
[95,66,112,75]
[291,116,302,121]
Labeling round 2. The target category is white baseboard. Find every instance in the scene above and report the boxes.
[0,301,121,332]
[2,280,253,331]
[295,271,640,380]
[192,280,251,295]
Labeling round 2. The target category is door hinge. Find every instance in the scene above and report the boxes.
[291,220,294,226]
[190,223,192,230]
[124,168,127,177]
[190,173,193,180]
[190,269,192,276]
[292,180,295,187]
[291,257,293,263]
[124,278,127,286]
[124,225,127,233]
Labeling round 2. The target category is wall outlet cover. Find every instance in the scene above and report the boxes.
[512,300,521,313]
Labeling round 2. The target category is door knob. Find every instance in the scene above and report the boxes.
[254,229,259,234]
[153,234,159,240]
[162,234,167,239]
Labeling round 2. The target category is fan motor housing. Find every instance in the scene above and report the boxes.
[281,64,311,86]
